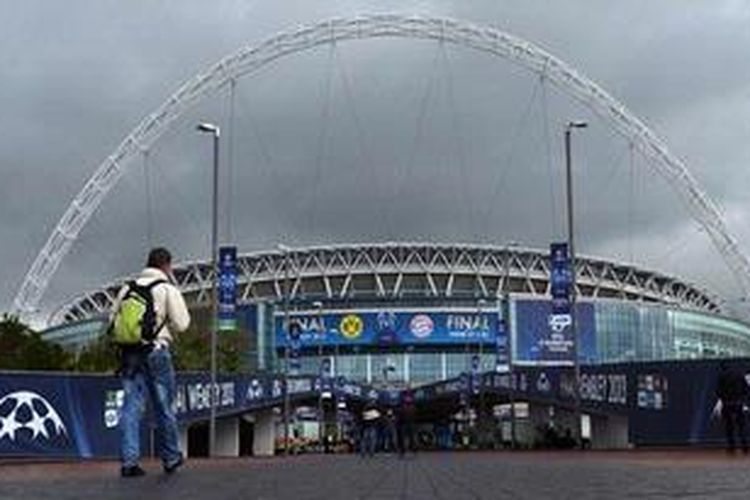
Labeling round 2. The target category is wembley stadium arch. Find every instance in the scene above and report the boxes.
[14,14,750,322]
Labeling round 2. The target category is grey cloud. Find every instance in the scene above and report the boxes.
[2,1,748,322]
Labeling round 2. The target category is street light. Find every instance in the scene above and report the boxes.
[503,241,519,449]
[313,300,325,447]
[278,243,292,455]
[477,298,487,448]
[196,122,220,457]
[565,120,587,449]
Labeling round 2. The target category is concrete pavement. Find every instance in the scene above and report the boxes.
[2,451,750,499]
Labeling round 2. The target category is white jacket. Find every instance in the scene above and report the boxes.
[111,267,191,347]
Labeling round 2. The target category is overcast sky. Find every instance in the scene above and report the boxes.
[2,1,750,325]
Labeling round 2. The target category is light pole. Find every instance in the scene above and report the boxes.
[565,120,587,448]
[196,122,220,457]
[278,244,292,455]
[313,300,325,447]
[477,298,486,448]
[503,241,519,449]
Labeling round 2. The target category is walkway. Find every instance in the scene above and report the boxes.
[2,451,750,499]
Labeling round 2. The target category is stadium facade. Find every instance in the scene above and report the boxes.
[43,243,750,386]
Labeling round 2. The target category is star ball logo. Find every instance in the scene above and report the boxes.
[104,390,124,429]
[409,314,434,339]
[0,391,67,442]
[339,314,364,339]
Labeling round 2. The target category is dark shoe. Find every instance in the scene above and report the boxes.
[121,465,146,478]
[164,455,184,474]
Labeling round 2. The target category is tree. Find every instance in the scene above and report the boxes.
[73,333,118,373]
[0,314,73,371]
[172,322,210,371]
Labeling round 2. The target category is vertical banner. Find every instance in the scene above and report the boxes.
[550,243,571,314]
[545,242,574,364]
[495,301,510,373]
[318,358,332,394]
[217,246,238,331]
[470,354,480,395]
[288,320,302,374]
[459,373,469,407]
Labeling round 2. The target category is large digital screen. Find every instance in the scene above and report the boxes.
[514,300,597,365]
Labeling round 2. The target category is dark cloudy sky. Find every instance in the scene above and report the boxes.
[2,1,750,325]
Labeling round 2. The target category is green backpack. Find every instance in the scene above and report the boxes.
[112,280,166,346]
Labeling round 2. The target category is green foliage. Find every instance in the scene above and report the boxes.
[0,314,74,371]
[172,322,210,371]
[172,320,248,374]
[0,312,249,375]
[73,333,119,373]
[217,329,249,374]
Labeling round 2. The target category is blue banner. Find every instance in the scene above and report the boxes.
[274,309,505,348]
[0,371,375,459]
[218,246,238,331]
[549,242,572,315]
[288,320,302,373]
[515,300,597,365]
[496,312,509,372]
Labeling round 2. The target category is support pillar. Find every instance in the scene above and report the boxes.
[252,409,276,457]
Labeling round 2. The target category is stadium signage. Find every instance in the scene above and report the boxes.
[579,373,627,406]
[275,310,502,347]
[217,246,238,331]
[174,381,236,413]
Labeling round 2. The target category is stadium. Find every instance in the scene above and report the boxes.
[42,242,750,387]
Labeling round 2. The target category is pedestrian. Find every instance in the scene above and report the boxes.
[397,389,417,457]
[360,398,380,458]
[112,247,191,477]
[384,408,398,453]
[715,361,750,453]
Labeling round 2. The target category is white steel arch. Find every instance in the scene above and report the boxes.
[14,14,750,315]
[51,243,721,325]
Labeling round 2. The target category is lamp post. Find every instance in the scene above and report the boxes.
[565,120,587,448]
[278,243,292,456]
[503,241,519,449]
[477,298,486,448]
[196,122,220,457]
[313,300,325,447]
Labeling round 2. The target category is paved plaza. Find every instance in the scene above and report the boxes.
[3,451,750,499]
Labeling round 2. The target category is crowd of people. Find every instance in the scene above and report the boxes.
[355,390,418,458]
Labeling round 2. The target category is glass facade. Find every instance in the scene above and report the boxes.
[409,352,443,384]
[41,319,107,352]
[594,301,750,363]
[44,298,750,387]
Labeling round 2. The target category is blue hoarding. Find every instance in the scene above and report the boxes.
[275,309,505,348]
[514,300,597,365]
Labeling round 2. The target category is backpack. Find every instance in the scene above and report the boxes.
[111,280,167,346]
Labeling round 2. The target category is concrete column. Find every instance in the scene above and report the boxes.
[252,409,276,457]
[590,415,630,449]
[215,417,240,457]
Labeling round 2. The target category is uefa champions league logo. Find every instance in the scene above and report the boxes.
[0,391,67,442]
[376,310,399,344]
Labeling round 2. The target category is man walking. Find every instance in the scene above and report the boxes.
[360,397,381,458]
[397,388,417,457]
[715,361,750,453]
[112,247,191,477]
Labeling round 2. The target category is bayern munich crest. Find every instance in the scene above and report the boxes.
[409,314,434,339]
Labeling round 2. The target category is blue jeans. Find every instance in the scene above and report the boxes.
[120,348,182,468]
[359,424,377,457]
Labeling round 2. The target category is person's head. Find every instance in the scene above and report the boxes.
[147,247,172,273]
